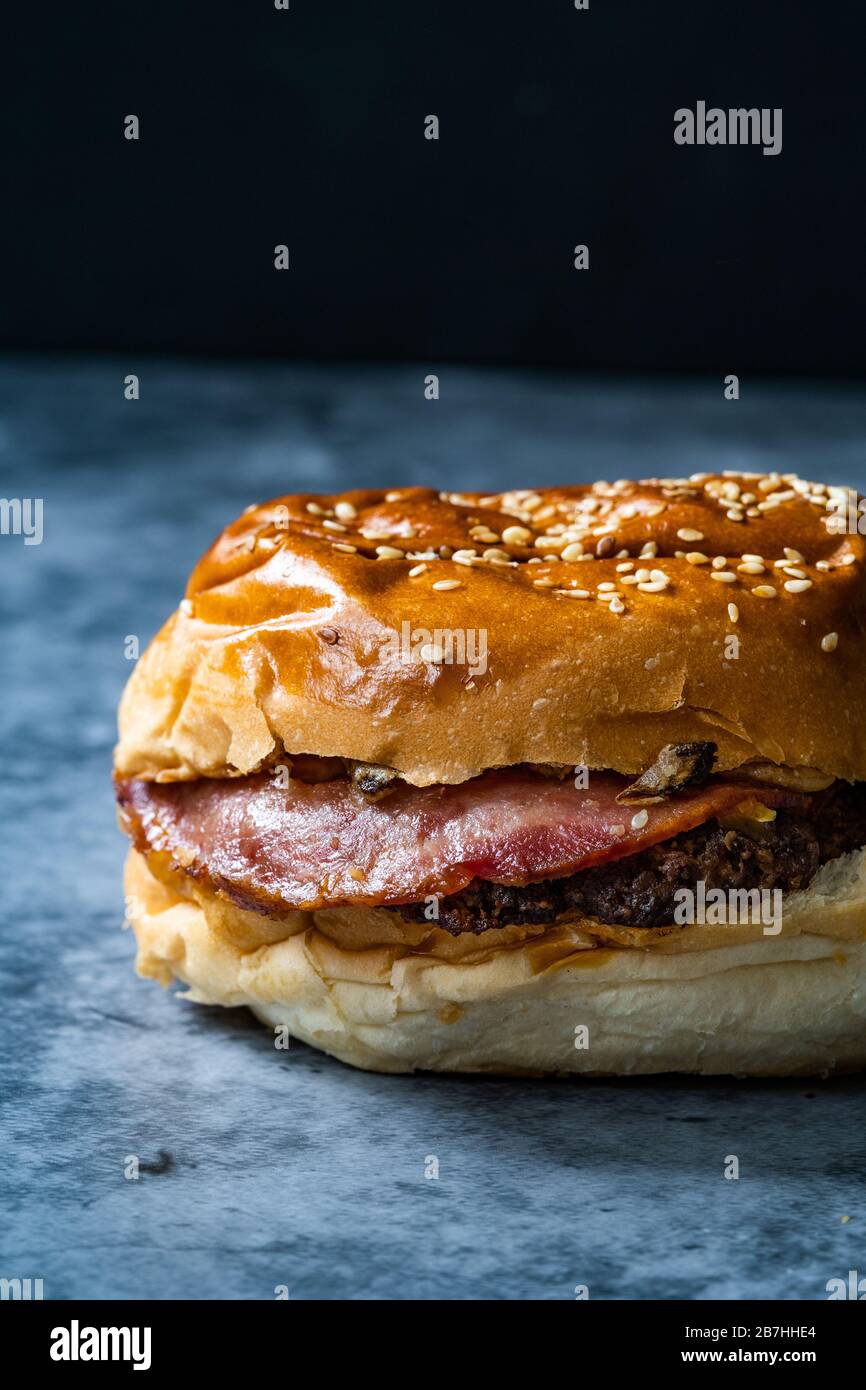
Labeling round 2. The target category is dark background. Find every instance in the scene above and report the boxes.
[3,0,865,374]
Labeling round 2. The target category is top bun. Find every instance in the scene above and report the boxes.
[114,475,866,787]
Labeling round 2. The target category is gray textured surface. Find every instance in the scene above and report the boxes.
[1,357,865,1301]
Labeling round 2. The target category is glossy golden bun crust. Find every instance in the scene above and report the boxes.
[115,475,866,787]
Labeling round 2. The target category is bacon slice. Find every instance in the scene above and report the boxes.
[116,769,811,916]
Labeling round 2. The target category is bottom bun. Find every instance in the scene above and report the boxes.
[124,848,866,1077]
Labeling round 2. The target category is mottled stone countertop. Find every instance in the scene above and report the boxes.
[1,359,864,1299]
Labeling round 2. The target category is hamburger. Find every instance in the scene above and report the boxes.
[114,475,866,1075]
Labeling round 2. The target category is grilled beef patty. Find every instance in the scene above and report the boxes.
[398,782,866,936]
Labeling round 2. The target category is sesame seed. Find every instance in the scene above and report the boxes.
[609,596,625,614]
[639,541,658,558]
[483,548,510,562]
[841,554,856,566]
[816,560,831,571]
[432,579,461,591]
[726,509,744,522]
[616,561,634,572]
[555,588,591,598]
[635,568,652,582]
[408,563,427,577]
[333,542,357,553]
[784,547,805,563]
[376,545,404,559]
[385,490,403,502]
[821,632,839,652]
[502,525,532,545]
[451,549,478,566]
[306,501,325,514]
[685,551,710,565]
[782,566,807,579]
[637,580,668,593]
[758,476,780,492]
[620,574,640,585]
[419,642,445,663]
[610,824,626,838]
[349,866,367,881]
[752,585,777,599]
[710,571,737,582]
[741,554,764,563]
[533,577,555,588]
[727,603,739,623]
[179,598,193,615]
[319,627,339,644]
[677,528,704,542]
[323,519,346,532]
[738,562,765,575]
[650,569,669,585]
[784,579,812,593]
[561,542,585,561]
[335,501,357,521]
[631,809,649,830]
[711,556,727,569]
[598,581,616,592]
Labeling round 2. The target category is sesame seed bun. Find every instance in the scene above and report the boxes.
[115,476,866,787]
